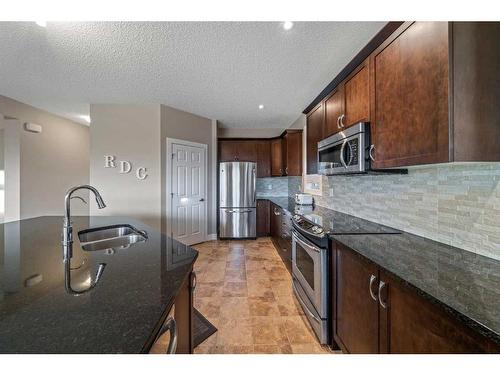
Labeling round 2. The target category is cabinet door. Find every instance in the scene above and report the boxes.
[219,140,238,161]
[371,22,449,168]
[256,140,271,177]
[284,131,303,176]
[378,271,498,354]
[270,203,282,239]
[324,88,344,138]
[306,103,324,175]
[281,135,288,174]
[334,243,379,353]
[237,141,257,162]
[344,61,370,126]
[270,138,283,176]
[256,199,270,237]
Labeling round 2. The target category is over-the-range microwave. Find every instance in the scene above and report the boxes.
[317,122,371,175]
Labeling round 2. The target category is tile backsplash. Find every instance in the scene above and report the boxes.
[256,176,302,198]
[298,163,500,260]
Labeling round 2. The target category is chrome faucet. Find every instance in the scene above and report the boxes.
[62,185,106,262]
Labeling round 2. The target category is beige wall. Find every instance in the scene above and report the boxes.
[90,104,162,230]
[161,105,216,235]
[0,96,90,221]
[217,127,284,138]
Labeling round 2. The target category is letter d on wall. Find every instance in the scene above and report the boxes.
[119,160,132,174]
[136,167,148,180]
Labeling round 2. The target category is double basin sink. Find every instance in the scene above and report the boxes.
[78,224,148,252]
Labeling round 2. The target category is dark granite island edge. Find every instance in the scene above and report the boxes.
[0,216,198,354]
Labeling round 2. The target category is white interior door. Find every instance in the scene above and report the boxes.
[170,141,206,245]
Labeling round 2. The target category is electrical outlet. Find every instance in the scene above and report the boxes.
[267,184,273,190]
[329,188,334,197]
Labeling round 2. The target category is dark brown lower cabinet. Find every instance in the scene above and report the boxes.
[256,199,270,237]
[269,202,292,273]
[333,242,500,354]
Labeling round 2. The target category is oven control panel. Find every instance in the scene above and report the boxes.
[292,214,325,236]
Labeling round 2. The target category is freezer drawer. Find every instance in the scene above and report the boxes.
[219,208,256,239]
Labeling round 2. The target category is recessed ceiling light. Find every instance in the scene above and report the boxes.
[258,104,264,110]
[35,21,47,28]
[283,21,294,31]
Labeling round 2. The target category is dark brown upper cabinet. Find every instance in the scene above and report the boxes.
[282,130,303,176]
[344,60,370,126]
[324,88,344,138]
[255,140,271,177]
[306,102,324,175]
[369,21,500,169]
[270,138,283,176]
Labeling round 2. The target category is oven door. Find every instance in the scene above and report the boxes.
[292,231,327,318]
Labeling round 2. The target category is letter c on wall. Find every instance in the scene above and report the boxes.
[136,167,148,180]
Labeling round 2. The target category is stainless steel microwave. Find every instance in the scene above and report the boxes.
[317,122,371,175]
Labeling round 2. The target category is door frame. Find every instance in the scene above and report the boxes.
[165,137,208,244]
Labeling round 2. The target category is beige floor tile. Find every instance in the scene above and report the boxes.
[221,281,248,297]
[247,279,275,299]
[224,268,247,282]
[194,296,222,319]
[219,297,250,319]
[250,316,289,345]
[290,343,332,354]
[216,318,253,346]
[246,268,271,280]
[248,296,280,316]
[271,279,294,296]
[213,345,254,354]
[275,295,304,316]
[282,316,318,344]
[195,282,224,298]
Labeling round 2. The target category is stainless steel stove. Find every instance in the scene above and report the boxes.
[290,208,399,345]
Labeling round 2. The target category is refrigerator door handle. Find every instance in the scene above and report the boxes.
[253,167,256,204]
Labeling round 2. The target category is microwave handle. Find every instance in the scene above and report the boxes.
[340,141,347,168]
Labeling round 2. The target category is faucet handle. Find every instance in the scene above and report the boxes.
[70,196,87,204]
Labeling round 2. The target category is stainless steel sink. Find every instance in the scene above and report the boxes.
[78,224,148,252]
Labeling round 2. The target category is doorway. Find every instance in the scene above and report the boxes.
[166,138,208,245]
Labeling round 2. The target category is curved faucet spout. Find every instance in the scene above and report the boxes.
[62,185,106,262]
[65,261,107,296]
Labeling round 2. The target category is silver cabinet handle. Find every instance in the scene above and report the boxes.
[340,114,345,128]
[274,207,281,216]
[285,166,288,175]
[369,145,375,162]
[337,116,341,129]
[369,274,378,301]
[378,281,388,309]
[190,271,197,292]
[157,317,178,354]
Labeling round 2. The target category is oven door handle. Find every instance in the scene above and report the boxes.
[292,279,321,324]
[292,232,321,254]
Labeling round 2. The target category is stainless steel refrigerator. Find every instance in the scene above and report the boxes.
[219,161,257,238]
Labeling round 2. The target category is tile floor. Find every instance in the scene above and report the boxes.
[191,237,334,354]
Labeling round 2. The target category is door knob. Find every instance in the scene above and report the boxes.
[199,198,205,202]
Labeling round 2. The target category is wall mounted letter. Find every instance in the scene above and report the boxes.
[104,155,116,168]
[136,167,148,180]
[119,160,132,174]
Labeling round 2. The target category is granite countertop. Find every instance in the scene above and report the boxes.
[260,196,500,345]
[0,216,198,353]
[331,233,500,345]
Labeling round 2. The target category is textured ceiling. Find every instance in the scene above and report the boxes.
[0,22,385,127]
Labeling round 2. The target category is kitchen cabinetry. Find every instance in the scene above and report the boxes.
[282,130,303,176]
[256,199,270,236]
[333,242,500,353]
[255,140,271,177]
[270,138,283,176]
[324,88,343,138]
[218,140,257,162]
[370,22,449,168]
[306,102,324,175]
[269,202,292,272]
[150,269,194,354]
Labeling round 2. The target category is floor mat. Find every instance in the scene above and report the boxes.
[193,308,217,348]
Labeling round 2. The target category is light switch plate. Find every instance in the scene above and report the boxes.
[329,188,334,197]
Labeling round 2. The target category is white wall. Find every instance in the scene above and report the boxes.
[90,104,162,230]
[0,96,90,221]
[161,105,216,236]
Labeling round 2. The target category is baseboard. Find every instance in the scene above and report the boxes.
[206,233,217,241]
